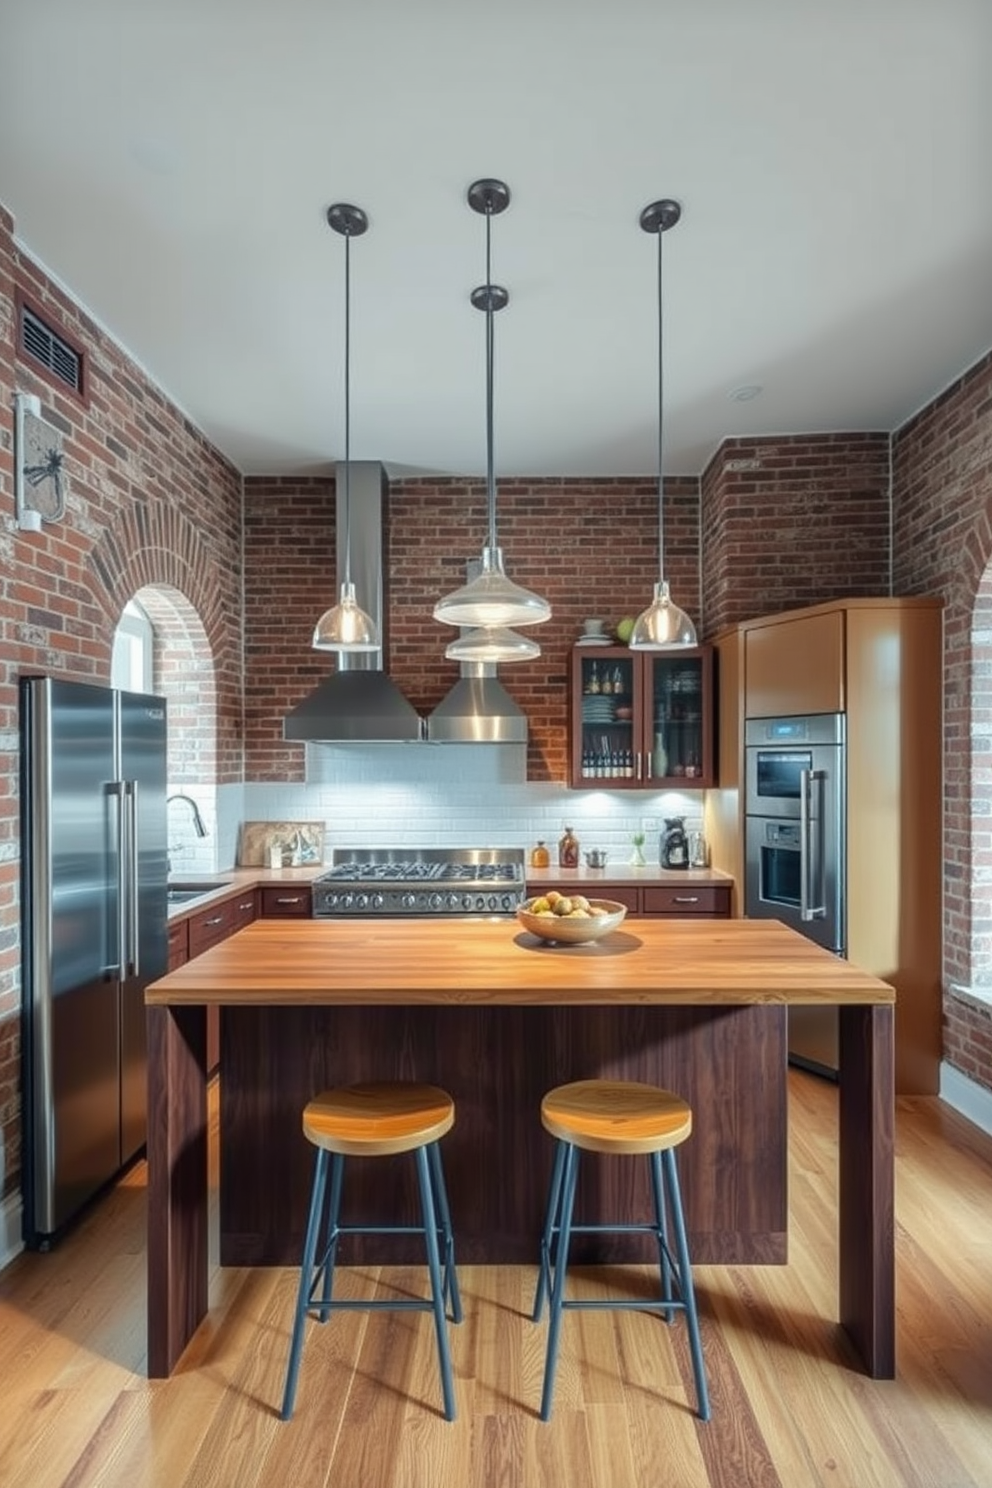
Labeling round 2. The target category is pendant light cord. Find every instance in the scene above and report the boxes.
[655,222,666,582]
[484,204,497,553]
[342,225,353,588]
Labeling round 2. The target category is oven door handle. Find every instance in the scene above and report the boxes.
[800,768,827,921]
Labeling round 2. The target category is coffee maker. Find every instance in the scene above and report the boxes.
[660,817,689,869]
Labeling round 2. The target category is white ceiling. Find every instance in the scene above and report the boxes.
[3,1,991,480]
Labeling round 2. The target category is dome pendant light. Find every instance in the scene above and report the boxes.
[313,202,380,654]
[433,179,551,642]
[629,199,697,651]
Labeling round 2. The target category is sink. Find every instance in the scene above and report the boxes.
[167,879,233,904]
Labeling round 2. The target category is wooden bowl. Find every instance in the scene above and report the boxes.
[516,897,628,945]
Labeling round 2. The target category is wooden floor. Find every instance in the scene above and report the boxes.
[2,1070,991,1488]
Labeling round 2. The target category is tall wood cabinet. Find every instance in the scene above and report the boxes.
[707,597,943,1094]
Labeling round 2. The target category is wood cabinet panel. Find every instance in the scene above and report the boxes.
[259,886,312,918]
[744,609,845,718]
[642,884,731,917]
[188,901,237,959]
[529,881,730,919]
[167,919,189,971]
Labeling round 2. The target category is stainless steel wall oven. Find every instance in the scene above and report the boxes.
[744,713,846,1075]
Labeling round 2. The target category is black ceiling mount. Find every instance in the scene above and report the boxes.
[468,178,511,216]
[640,198,682,235]
[327,203,369,238]
[471,284,509,313]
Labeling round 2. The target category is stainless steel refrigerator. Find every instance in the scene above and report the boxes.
[20,676,168,1248]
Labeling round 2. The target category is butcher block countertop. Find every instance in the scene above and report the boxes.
[146,915,894,1008]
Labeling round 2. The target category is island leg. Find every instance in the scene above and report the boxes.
[146,1003,208,1377]
[838,1002,895,1378]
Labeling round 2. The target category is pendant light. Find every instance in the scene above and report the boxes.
[629,198,698,651]
[445,625,541,663]
[313,202,380,653]
[433,179,551,642]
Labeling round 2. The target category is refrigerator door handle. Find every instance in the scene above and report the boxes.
[799,768,827,921]
[108,780,126,978]
[124,779,140,977]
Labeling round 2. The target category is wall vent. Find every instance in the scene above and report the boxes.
[20,303,85,397]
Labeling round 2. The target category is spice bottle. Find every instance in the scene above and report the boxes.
[558,825,580,868]
[530,840,550,869]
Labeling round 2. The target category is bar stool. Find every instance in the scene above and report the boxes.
[280,1081,463,1422]
[532,1078,710,1422]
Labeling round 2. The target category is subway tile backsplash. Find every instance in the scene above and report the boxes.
[215,745,705,871]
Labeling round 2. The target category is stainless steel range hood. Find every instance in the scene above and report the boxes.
[427,667,527,743]
[283,462,424,743]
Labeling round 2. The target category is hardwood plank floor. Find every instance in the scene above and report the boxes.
[1,1070,990,1487]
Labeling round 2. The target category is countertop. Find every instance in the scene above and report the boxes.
[167,862,733,920]
[167,865,323,920]
[147,916,893,1007]
[525,864,732,886]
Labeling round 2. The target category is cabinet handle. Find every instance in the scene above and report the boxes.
[238,900,254,910]
[636,751,644,782]
[274,896,302,905]
[672,895,700,904]
[203,915,224,927]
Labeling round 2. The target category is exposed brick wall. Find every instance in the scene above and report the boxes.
[700,434,891,635]
[892,350,992,1090]
[244,474,700,784]
[943,989,992,1084]
[0,211,244,1200]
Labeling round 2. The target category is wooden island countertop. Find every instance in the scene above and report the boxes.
[147,915,894,1007]
[145,916,895,1386]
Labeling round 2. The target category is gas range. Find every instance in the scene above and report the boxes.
[311,847,527,918]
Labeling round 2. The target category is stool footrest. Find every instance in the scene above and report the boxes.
[559,1297,690,1313]
[305,1296,443,1314]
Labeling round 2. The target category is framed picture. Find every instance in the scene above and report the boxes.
[238,820,325,868]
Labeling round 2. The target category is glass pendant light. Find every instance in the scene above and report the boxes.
[433,179,551,637]
[629,198,698,651]
[313,202,380,654]
[445,626,541,663]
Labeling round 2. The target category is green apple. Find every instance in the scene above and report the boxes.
[615,616,636,644]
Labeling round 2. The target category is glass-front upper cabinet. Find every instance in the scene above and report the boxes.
[569,645,715,790]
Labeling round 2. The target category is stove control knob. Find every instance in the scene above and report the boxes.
[429,893,443,911]
[342,893,354,910]
[463,895,474,911]
[371,893,385,910]
[447,892,461,910]
[402,893,416,909]
[324,893,338,910]
[355,894,369,910]
[488,894,498,911]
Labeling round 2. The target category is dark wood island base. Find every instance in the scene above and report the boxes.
[218,1002,788,1269]
[145,918,895,1382]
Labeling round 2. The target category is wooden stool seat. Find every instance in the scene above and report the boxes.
[541,1079,692,1154]
[533,1077,710,1423]
[303,1081,455,1155]
[281,1080,462,1423]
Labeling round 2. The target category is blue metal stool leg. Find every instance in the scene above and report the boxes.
[663,1148,711,1421]
[427,1140,463,1324]
[281,1147,329,1421]
[414,1144,457,1421]
[318,1152,345,1322]
[532,1138,566,1322]
[539,1142,579,1422]
[650,1149,674,1323]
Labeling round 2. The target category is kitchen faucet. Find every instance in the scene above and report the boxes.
[167,793,208,837]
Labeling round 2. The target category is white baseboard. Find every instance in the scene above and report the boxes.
[939,1061,992,1139]
[0,1190,23,1272]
